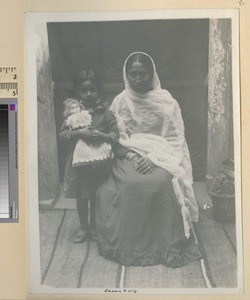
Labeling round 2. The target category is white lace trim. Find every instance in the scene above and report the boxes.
[72,139,111,167]
[66,110,92,129]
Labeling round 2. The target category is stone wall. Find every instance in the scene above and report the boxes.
[36,23,60,203]
[207,19,233,186]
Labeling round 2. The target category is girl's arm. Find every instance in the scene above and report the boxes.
[91,110,120,144]
[112,143,131,159]
[104,111,120,144]
[91,131,117,144]
[59,121,91,141]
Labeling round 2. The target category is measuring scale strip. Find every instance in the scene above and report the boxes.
[0,101,18,222]
[0,66,18,222]
[0,66,18,98]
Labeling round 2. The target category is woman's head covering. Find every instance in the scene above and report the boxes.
[113,52,176,129]
[111,52,189,172]
[123,52,161,92]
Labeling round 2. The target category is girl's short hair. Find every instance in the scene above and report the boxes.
[76,70,101,92]
[74,69,101,96]
[125,53,154,78]
[63,98,84,119]
[78,70,96,83]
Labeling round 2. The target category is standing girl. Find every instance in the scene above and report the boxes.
[60,70,119,243]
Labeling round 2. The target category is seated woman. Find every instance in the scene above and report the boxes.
[95,52,202,268]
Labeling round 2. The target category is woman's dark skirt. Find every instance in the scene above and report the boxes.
[95,158,202,268]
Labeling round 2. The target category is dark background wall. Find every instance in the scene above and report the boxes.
[47,19,209,181]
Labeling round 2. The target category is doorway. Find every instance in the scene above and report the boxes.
[47,19,209,181]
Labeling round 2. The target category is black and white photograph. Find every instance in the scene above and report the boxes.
[26,10,242,294]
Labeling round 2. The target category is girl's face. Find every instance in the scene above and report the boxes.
[78,80,98,104]
[126,61,153,93]
[70,103,81,115]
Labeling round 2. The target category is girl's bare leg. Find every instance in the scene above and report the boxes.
[74,196,88,244]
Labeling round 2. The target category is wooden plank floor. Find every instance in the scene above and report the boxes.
[42,210,89,288]
[80,241,119,288]
[39,183,237,289]
[125,261,206,288]
[193,209,237,288]
[39,210,65,278]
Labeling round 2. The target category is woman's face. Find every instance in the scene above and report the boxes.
[78,80,98,104]
[126,61,153,93]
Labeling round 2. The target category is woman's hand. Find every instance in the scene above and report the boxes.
[135,157,155,175]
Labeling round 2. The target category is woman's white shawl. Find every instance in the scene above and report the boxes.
[110,52,199,238]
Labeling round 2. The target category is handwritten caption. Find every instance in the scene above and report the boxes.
[104,288,138,294]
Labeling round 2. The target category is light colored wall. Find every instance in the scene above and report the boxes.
[36,23,60,203]
[207,19,233,187]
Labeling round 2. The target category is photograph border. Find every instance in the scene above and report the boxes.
[26,9,242,296]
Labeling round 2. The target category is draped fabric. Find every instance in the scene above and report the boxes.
[110,52,199,237]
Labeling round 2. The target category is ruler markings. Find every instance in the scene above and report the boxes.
[0,66,19,222]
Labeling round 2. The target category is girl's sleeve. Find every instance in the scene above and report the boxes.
[112,143,130,159]
[59,120,76,141]
[105,111,120,144]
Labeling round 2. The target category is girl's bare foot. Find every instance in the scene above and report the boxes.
[74,227,88,244]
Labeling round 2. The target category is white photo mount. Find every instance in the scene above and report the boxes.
[26,9,242,295]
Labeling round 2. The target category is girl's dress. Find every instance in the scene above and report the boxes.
[60,101,119,200]
[95,52,202,268]
[66,110,112,167]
